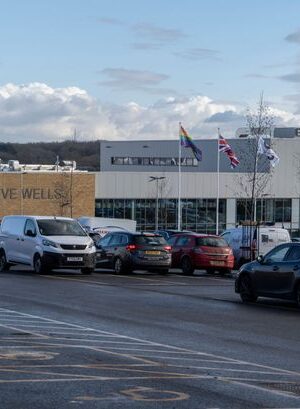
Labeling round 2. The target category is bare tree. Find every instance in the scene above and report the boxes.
[234,95,275,224]
[54,172,73,217]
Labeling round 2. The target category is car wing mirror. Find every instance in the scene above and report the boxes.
[26,229,36,237]
[257,255,264,264]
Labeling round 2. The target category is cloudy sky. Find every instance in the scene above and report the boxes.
[1,0,300,142]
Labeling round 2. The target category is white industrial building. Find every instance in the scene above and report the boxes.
[93,128,300,235]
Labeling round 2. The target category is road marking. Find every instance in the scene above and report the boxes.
[121,386,190,402]
[0,306,300,402]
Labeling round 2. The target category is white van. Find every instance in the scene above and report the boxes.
[78,217,137,238]
[221,225,291,268]
[0,216,96,274]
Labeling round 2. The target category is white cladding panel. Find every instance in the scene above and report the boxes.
[95,138,300,199]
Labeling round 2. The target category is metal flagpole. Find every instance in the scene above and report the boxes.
[178,122,182,231]
[216,128,220,235]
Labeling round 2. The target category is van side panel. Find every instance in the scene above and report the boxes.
[1,216,26,263]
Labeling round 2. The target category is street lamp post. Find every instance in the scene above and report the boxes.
[149,176,166,230]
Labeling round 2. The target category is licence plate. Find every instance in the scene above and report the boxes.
[67,257,83,262]
[145,250,161,255]
[211,260,225,266]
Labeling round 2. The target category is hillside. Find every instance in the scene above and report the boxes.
[0,140,100,171]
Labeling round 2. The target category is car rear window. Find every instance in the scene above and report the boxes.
[196,237,228,247]
[134,235,167,245]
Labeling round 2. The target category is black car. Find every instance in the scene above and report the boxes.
[235,242,300,306]
[95,232,172,274]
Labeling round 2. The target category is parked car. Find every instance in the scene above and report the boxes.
[0,215,96,274]
[221,225,290,268]
[235,242,300,306]
[291,237,300,243]
[154,229,192,240]
[95,231,171,274]
[167,233,234,275]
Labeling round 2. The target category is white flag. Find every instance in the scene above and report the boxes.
[257,136,280,167]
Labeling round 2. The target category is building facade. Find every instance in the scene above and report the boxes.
[0,162,95,218]
[94,129,300,235]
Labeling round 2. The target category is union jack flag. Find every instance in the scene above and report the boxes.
[219,135,240,169]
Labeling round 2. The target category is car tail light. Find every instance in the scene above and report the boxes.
[193,247,204,254]
[164,245,172,252]
[126,244,137,252]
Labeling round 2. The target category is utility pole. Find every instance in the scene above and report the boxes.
[149,176,166,230]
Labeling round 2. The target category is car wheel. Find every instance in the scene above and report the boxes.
[206,268,215,275]
[33,254,48,274]
[181,257,194,275]
[114,258,125,274]
[239,275,257,303]
[295,284,300,308]
[81,267,94,275]
[0,251,9,272]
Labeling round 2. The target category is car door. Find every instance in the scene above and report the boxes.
[171,235,193,267]
[19,219,38,265]
[252,244,291,295]
[95,234,113,268]
[278,245,300,295]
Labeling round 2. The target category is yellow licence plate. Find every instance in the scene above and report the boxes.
[145,250,161,255]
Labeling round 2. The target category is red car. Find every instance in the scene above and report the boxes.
[168,233,234,275]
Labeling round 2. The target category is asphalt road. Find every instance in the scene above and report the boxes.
[0,267,299,409]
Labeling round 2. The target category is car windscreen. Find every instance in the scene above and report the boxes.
[196,237,228,247]
[37,219,87,236]
[134,235,167,246]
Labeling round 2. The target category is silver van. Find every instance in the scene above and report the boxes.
[0,216,96,274]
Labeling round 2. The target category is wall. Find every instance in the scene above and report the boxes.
[0,172,95,218]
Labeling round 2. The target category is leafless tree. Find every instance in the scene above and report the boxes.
[234,95,275,224]
[54,172,73,217]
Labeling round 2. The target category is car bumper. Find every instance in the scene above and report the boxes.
[194,254,234,269]
[42,251,96,269]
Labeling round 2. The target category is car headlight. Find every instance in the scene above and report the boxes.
[42,239,58,248]
[87,240,95,249]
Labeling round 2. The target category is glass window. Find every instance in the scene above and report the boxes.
[176,235,193,246]
[99,234,112,246]
[264,244,291,263]
[24,219,36,236]
[37,219,86,236]
[196,237,228,247]
[286,245,300,261]
[134,235,167,245]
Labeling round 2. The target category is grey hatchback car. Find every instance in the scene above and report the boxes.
[235,242,300,307]
[95,231,172,274]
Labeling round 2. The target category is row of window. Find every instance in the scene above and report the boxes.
[111,157,198,167]
[95,198,293,234]
[95,198,226,233]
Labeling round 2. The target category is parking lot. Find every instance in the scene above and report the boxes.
[0,268,299,408]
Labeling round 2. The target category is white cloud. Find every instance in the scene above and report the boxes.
[0,82,299,142]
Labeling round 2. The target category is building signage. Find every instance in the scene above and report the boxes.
[0,188,64,200]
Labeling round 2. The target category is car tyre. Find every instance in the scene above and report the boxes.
[33,254,48,274]
[114,257,126,274]
[0,251,9,272]
[239,274,257,303]
[206,268,215,275]
[181,257,194,275]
